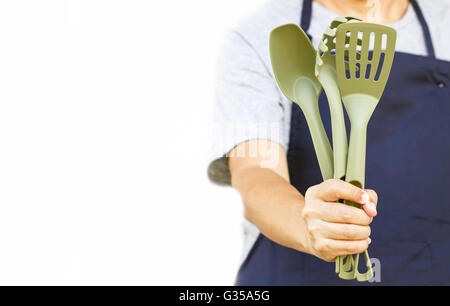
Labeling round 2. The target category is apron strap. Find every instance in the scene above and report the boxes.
[410,0,436,59]
[300,0,313,40]
[299,0,436,59]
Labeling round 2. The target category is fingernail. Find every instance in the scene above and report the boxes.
[368,202,377,214]
[361,192,370,204]
[368,238,372,245]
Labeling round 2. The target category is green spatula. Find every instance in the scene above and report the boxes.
[315,15,362,275]
[270,24,333,181]
[335,22,397,281]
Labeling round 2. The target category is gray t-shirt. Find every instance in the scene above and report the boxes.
[209,0,450,261]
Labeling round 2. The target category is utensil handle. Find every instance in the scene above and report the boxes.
[339,124,366,278]
[318,73,349,273]
[355,250,374,281]
[338,125,374,281]
[321,78,351,275]
[320,80,348,180]
[345,124,367,189]
[338,254,357,280]
[304,110,334,181]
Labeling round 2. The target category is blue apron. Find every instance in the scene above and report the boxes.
[236,0,450,286]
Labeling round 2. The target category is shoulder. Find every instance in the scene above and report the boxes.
[232,0,300,38]
[225,0,301,65]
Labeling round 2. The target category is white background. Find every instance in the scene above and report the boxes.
[0,0,264,285]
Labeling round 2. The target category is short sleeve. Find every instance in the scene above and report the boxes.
[208,31,287,185]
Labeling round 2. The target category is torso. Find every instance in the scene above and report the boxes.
[236,0,450,285]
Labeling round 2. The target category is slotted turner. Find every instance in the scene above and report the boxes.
[335,22,397,281]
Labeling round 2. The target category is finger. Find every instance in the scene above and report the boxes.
[316,220,371,240]
[315,201,373,225]
[363,189,378,217]
[316,179,370,205]
[317,238,370,257]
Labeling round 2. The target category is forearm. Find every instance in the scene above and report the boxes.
[228,140,376,262]
[231,165,311,254]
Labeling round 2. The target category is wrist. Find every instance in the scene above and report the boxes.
[289,197,314,255]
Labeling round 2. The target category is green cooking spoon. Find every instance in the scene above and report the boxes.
[315,15,362,275]
[270,24,333,181]
[335,22,397,281]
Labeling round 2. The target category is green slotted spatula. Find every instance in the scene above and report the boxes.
[335,22,397,281]
[270,24,333,181]
[315,15,362,276]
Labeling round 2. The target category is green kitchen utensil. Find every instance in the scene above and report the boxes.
[315,15,362,275]
[270,24,333,181]
[335,22,397,281]
[316,16,362,181]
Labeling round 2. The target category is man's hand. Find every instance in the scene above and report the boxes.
[303,179,378,262]
[229,140,379,263]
